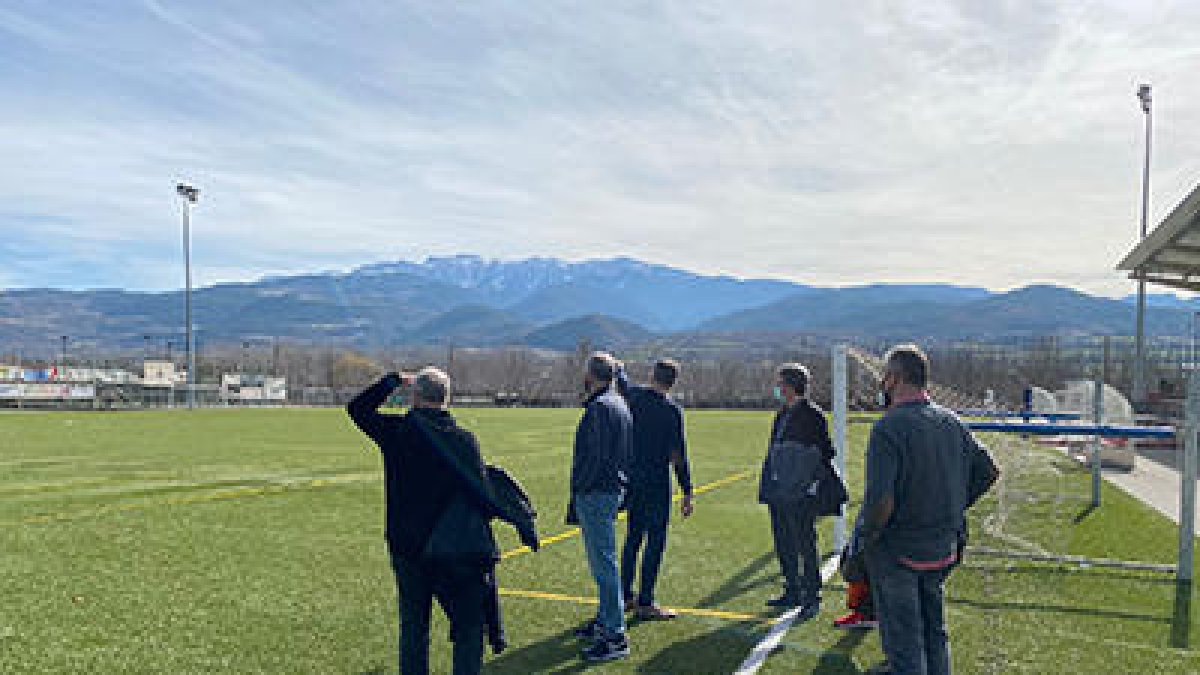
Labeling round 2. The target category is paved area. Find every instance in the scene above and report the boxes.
[1105,445,1197,526]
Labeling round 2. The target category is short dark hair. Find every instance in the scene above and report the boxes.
[586,352,616,383]
[652,359,680,388]
[885,344,929,388]
[776,362,809,396]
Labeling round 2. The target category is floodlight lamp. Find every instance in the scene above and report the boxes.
[176,183,200,203]
[1137,84,1151,113]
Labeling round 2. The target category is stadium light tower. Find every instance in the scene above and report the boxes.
[1133,84,1152,406]
[176,183,200,409]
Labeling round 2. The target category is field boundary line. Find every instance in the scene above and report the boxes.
[19,472,376,525]
[498,587,774,624]
[734,553,841,675]
[501,469,754,561]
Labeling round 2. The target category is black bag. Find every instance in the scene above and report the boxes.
[758,440,824,504]
[815,462,849,517]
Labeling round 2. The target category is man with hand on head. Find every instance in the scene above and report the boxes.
[570,352,634,663]
[348,367,537,675]
[616,358,694,621]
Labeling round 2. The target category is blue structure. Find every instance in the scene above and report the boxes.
[958,410,1084,422]
[966,421,1175,438]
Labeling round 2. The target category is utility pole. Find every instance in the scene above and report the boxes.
[1133,84,1153,407]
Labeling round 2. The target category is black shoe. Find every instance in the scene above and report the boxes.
[573,618,600,640]
[582,633,630,663]
[766,594,801,608]
[796,598,821,622]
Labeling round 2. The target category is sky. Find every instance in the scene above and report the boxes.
[2,0,1200,296]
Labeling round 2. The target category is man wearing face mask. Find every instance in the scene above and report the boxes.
[860,344,998,675]
[569,352,634,662]
[758,362,836,617]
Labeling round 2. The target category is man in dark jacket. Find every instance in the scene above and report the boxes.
[570,352,634,663]
[347,367,491,675]
[759,362,835,618]
[860,344,998,675]
[616,359,693,620]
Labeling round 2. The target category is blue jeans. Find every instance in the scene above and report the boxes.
[866,547,952,675]
[575,491,625,637]
[621,487,671,606]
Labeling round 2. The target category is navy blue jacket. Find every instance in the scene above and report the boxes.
[616,369,692,496]
[571,384,632,495]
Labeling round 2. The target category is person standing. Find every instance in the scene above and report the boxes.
[347,367,503,675]
[616,359,694,620]
[859,344,999,675]
[570,352,634,662]
[758,362,835,618]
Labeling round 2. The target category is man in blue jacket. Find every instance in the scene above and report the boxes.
[570,352,633,662]
[616,359,693,620]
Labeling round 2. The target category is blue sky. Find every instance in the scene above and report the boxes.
[2,1,1200,295]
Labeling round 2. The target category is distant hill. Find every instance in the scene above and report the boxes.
[524,314,655,351]
[700,284,991,333]
[361,255,804,330]
[407,305,533,346]
[703,284,1192,340]
[0,255,1195,356]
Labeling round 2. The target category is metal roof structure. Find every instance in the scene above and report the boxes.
[1118,180,1200,291]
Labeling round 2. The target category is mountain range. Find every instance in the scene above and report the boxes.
[0,255,1195,356]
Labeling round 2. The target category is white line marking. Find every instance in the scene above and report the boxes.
[733,552,842,675]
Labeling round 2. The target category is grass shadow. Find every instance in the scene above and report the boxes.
[693,551,777,609]
[1072,503,1098,524]
[484,626,595,674]
[1171,580,1193,649]
[948,596,1169,624]
[635,622,768,674]
[810,629,871,674]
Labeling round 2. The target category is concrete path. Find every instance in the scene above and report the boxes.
[1105,446,1197,526]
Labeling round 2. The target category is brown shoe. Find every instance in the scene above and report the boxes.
[634,603,678,620]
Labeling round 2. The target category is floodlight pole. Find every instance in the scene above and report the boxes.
[1133,84,1153,406]
[176,183,200,409]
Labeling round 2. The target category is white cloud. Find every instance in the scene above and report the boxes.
[0,0,1199,296]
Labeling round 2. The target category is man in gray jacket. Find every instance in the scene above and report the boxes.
[859,344,999,675]
[570,352,633,662]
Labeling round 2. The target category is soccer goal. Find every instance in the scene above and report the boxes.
[830,344,1195,584]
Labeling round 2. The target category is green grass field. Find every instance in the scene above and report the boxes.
[2,407,1197,673]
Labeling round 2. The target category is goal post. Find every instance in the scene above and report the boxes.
[831,343,848,554]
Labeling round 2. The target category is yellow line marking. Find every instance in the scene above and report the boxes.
[20,473,376,525]
[501,469,754,560]
[498,587,775,624]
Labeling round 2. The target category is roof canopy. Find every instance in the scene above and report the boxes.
[1118,181,1200,291]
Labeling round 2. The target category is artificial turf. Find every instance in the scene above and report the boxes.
[1,407,1196,673]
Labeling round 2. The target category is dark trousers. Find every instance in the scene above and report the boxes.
[392,555,487,675]
[768,500,820,601]
[865,548,952,675]
[620,488,671,606]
